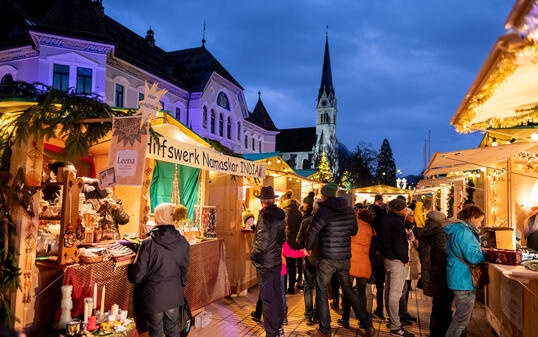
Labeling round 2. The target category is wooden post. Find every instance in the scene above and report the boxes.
[9,138,43,330]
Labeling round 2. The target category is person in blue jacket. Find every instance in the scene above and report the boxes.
[444,205,486,337]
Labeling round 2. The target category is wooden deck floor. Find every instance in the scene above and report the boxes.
[189,283,494,337]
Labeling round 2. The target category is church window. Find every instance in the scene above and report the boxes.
[139,92,144,101]
[326,113,330,124]
[245,135,248,148]
[211,110,216,133]
[203,107,208,128]
[53,64,69,91]
[252,138,255,150]
[259,140,262,153]
[1,74,13,84]
[217,92,230,110]
[227,117,231,139]
[175,107,181,121]
[76,67,92,94]
[237,122,241,141]
[219,113,224,137]
[303,159,310,169]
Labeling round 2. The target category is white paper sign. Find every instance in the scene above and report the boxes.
[114,150,138,176]
[98,168,116,189]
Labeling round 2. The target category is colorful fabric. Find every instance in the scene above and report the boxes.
[150,162,199,220]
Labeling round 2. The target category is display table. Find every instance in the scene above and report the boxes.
[486,263,538,337]
[37,239,230,332]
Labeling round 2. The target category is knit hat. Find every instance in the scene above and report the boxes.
[374,194,383,202]
[154,203,175,225]
[388,198,407,212]
[321,183,338,198]
[280,190,293,202]
[303,191,315,206]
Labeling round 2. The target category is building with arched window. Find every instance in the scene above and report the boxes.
[0,0,279,155]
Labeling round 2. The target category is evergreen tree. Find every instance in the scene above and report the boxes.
[345,144,376,188]
[317,151,334,183]
[375,139,397,186]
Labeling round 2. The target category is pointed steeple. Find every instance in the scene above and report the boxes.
[318,29,335,102]
[248,91,278,131]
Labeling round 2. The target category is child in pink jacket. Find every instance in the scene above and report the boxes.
[281,241,307,325]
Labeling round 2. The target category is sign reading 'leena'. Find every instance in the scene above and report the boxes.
[146,136,266,179]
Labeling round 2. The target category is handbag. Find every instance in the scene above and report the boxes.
[455,254,489,289]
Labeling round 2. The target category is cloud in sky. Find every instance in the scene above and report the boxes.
[104,0,513,174]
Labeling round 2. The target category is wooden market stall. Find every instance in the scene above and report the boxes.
[2,102,266,335]
[350,185,412,206]
[447,1,538,334]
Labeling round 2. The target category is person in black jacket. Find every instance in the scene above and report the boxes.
[418,211,454,337]
[380,198,414,337]
[368,194,387,319]
[132,203,190,337]
[296,197,322,326]
[305,184,373,337]
[251,186,286,337]
[280,191,303,294]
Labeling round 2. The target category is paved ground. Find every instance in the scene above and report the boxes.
[189,283,495,337]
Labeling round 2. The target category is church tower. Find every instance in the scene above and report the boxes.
[314,32,338,171]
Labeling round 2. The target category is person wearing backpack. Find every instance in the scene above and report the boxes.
[444,205,486,337]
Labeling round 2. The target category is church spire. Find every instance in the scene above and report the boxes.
[318,27,335,102]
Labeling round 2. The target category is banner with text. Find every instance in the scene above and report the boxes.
[108,116,149,186]
[146,136,265,179]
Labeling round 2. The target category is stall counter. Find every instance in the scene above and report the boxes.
[486,263,538,337]
[35,239,229,333]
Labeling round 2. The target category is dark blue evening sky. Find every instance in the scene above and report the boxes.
[105,0,513,176]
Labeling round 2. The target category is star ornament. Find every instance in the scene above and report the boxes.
[136,81,167,127]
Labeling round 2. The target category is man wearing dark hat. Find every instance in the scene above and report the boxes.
[379,198,414,337]
[305,184,373,337]
[251,186,286,337]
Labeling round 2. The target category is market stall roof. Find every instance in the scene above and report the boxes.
[416,176,466,190]
[0,98,37,114]
[424,142,538,177]
[296,169,319,179]
[242,152,281,161]
[479,126,538,147]
[351,185,412,195]
[451,1,538,133]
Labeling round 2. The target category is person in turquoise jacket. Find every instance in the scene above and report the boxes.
[444,205,486,337]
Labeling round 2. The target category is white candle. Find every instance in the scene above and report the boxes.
[93,283,97,311]
[111,304,119,316]
[100,285,105,320]
[83,297,93,324]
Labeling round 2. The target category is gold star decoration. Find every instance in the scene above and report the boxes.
[136,81,167,127]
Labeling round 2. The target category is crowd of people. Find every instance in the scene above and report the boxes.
[128,184,486,337]
[249,185,487,337]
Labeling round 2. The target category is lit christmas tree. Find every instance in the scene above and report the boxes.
[317,151,334,183]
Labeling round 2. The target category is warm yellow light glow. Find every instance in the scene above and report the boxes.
[267,161,271,165]
[476,174,480,178]
[277,159,281,163]
[532,133,538,141]
[531,181,538,205]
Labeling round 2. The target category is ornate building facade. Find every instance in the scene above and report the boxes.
[0,0,278,154]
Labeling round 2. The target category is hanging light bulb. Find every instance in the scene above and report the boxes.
[532,133,538,141]
[277,159,281,163]
[492,138,498,147]
[267,161,271,165]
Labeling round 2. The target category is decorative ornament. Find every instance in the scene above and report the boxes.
[9,168,41,217]
[135,81,167,127]
[111,116,148,147]
[63,227,77,248]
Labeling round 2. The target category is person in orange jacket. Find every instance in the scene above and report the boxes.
[339,207,374,329]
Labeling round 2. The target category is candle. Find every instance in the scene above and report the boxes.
[93,283,97,312]
[100,285,105,321]
[110,304,119,316]
[83,298,93,324]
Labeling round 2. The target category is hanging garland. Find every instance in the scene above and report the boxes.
[0,81,133,171]
[436,189,441,211]
[0,172,21,327]
[466,177,475,204]
[448,184,454,218]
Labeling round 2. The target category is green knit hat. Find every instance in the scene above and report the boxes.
[303,191,315,206]
[321,183,338,198]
